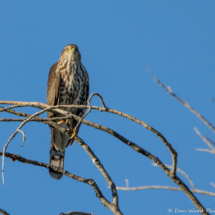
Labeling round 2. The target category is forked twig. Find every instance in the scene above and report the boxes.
[148,67,215,133]
[194,127,215,154]
[18,129,26,147]
[2,106,62,185]
[75,136,119,208]
[74,93,102,131]
[114,164,215,197]
[0,152,122,215]
[152,163,196,190]
[87,93,107,109]
[0,100,210,215]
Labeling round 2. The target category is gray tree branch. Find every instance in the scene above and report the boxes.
[0,152,122,215]
[194,127,215,154]
[114,164,215,197]
[59,212,93,215]
[0,99,210,215]
[0,209,10,215]
[148,68,215,133]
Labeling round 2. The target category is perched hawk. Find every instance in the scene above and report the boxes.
[47,44,89,180]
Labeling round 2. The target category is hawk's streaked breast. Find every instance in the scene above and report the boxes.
[56,59,89,108]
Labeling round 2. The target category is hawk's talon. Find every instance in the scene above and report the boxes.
[57,119,70,125]
[70,128,77,139]
[57,120,65,125]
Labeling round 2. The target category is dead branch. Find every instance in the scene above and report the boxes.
[60,212,93,215]
[114,164,215,197]
[0,100,210,215]
[152,163,196,190]
[0,152,122,215]
[206,137,215,146]
[194,127,215,154]
[17,129,26,147]
[75,136,119,209]
[148,68,215,133]
[2,106,61,185]
[0,209,10,215]
[211,183,215,188]
[0,101,178,177]
[115,185,215,197]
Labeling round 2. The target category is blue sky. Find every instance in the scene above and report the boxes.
[0,1,215,214]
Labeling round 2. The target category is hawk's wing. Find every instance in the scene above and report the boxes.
[47,62,60,118]
[47,62,64,180]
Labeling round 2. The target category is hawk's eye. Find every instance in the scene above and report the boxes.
[66,48,69,52]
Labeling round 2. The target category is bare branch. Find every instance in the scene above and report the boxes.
[0,152,122,215]
[125,179,129,188]
[196,148,215,154]
[0,101,178,176]
[59,212,93,215]
[75,136,119,208]
[148,68,215,133]
[0,209,10,215]
[115,164,215,197]
[17,129,26,147]
[0,116,73,122]
[115,185,215,197]
[152,163,196,190]
[206,137,215,146]
[74,93,95,131]
[0,101,209,214]
[2,106,57,185]
[115,163,215,198]
[194,127,215,154]
[211,182,215,188]
[0,105,22,113]
[87,93,107,109]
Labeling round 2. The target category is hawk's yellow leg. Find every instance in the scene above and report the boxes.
[70,128,77,139]
[57,119,77,139]
[57,119,70,125]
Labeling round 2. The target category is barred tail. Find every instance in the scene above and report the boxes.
[49,145,65,180]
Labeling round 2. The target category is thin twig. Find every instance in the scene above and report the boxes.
[0,101,209,214]
[74,93,107,132]
[0,152,123,215]
[211,182,215,188]
[194,127,215,154]
[206,137,215,146]
[125,179,129,188]
[87,93,107,109]
[115,185,215,197]
[0,105,21,113]
[0,101,178,176]
[0,209,10,215]
[148,68,215,133]
[2,106,63,185]
[196,148,215,154]
[17,129,26,147]
[115,165,215,197]
[0,116,74,122]
[59,212,93,215]
[75,136,119,208]
[152,163,196,190]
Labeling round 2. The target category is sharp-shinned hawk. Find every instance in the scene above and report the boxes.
[47,44,89,180]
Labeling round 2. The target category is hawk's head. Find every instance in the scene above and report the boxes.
[60,44,81,61]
